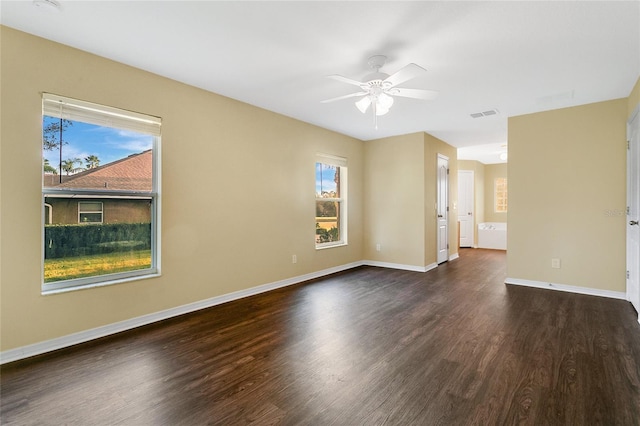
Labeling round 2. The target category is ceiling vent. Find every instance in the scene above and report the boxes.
[470,109,499,118]
[33,0,61,12]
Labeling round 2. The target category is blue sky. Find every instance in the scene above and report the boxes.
[43,116,153,173]
[315,163,337,196]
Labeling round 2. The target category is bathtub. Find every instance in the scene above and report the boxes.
[477,222,507,250]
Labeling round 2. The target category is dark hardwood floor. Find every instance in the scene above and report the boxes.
[2,249,640,425]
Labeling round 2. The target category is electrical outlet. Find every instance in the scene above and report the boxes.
[292,255,297,264]
[376,243,381,252]
[551,258,561,269]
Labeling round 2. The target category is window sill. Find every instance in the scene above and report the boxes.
[42,271,160,296]
[315,241,347,250]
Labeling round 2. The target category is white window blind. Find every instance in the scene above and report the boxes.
[316,153,347,168]
[42,93,161,136]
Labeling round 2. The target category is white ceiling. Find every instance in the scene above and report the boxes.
[2,1,639,164]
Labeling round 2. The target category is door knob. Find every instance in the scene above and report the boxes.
[631,220,639,226]
[468,212,472,215]
[438,215,443,218]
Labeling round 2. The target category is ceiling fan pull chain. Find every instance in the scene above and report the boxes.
[373,101,378,130]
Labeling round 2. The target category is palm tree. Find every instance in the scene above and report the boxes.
[43,158,58,174]
[84,155,100,170]
[61,158,82,175]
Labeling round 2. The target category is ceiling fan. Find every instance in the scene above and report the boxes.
[322,55,438,128]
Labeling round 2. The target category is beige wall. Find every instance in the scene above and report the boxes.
[363,132,458,268]
[458,160,485,245]
[484,163,508,223]
[1,27,365,351]
[363,133,425,266]
[0,27,462,353]
[2,25,633,354]
[507,98,628,291]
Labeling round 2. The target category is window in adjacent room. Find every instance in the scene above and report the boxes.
[315,155,347,248]
[42,93,161,293]
[494,177,508,213]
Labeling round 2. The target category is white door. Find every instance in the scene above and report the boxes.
[437,154,449,264]
[627,109,640,317]
[458,170,474,248]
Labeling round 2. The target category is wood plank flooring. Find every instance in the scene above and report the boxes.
[2,249,640,425]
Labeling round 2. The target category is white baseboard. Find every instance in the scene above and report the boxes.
[1,259,449,364]
[0,261,364,365]
[505,277,627,300]
[363,260,438,273]
[449,253,459,261]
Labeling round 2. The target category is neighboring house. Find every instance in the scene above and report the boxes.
[44,150,152,225]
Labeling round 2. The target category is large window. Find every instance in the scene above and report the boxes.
[42,93,161,293]
[494,177,508,213]
[315,155,347,248]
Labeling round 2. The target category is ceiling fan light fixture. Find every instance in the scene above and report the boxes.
[355,94,394,116]
[375,106,390,116]
[323,55,437,129]
[378,93,394,110]
[355,96,371,114]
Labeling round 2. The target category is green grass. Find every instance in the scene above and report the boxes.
[44,249,152,282]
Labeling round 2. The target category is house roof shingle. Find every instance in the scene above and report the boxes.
[44,150,152,191]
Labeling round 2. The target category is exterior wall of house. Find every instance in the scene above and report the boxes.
[507,98,628,292]
[0,26,364,352]
[46,198,151,225]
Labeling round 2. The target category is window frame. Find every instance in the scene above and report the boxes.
[78,201,104,224]
[494,177,508,213]
[41,93,161,294]
[315,154,348,249]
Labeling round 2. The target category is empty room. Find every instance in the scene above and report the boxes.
[1,1,639,424]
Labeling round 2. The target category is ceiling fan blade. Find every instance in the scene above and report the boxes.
[321,91,369,103]
[327,74,366,87]
[383,63,426,88]
[390,88,439,100]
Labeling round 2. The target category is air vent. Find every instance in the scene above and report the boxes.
[470,109,499,118]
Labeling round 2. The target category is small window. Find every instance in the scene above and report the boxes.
[495,177,508,213]
[42,93,161,293]
[315,155,347,248]
[78,201,103,223]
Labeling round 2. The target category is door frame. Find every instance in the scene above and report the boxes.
[627,105,640,322]
[458,170,475,248]
[437,154,449,264]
